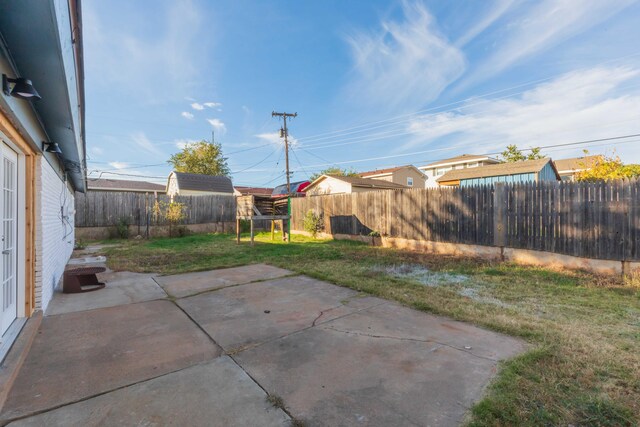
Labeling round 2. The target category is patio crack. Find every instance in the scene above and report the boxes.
[311,304,343,327]
[226,300,390,356]
[321,326,498,362]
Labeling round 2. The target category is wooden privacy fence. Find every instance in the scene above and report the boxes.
[75,191,236,228]
[291,179,640,262]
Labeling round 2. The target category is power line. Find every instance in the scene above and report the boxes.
[87,170,168,179]
[291,133,640,170]
[231,146,281,174]
[299,81,640,151]
[293,51,640,144]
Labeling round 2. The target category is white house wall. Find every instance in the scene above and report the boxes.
[35,156,74,311]
[307,178,353,195]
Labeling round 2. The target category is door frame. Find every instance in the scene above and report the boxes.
[0,110,36,318]
[1,139,26,320]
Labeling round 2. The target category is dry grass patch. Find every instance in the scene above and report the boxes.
[103,232,640,426]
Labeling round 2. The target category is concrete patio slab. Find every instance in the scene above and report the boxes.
[322,301,524,361]
[7,357,290,427]
[155,264,293,298]
[0,300,222,423]
[45,272,167,316]
[177,275,385,351]
[234,312,525,427]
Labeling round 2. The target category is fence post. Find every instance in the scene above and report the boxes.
[493,183,507,249]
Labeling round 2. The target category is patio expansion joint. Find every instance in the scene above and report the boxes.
[320,326,499,362]
[0,360,219,427]
[225,353,297,423]
[154,272,302,300]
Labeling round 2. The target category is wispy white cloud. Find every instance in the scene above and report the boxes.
[83,0,208,102]
[455,0,514,47]
[90,146,104,156]
[181,111,194,119]
[461,0,636,87]
[131,131,163,155]
[405,67,640,158]
[207,118,227,134]
[190,101,221,111]
[344,0,465,111]
[174,138,200,150]
[108,161,130,170]
[256,132,298,147]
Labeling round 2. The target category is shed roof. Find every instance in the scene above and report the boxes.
[169,172,234,193]
[306,175,408,191]
[437,158,557,182]
[553,155,601,172]
[359,164,424,177]
[234,186,273,196]
[87,179,165,192]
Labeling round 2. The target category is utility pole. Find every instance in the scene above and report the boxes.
[272,110,297,242]
[272,111,297,193]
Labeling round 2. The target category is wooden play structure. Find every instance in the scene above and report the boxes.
[236,195,290,244]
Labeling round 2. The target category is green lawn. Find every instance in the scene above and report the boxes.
[102,232,640,426]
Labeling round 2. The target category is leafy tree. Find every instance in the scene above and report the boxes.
[500,145,545,162]
[574,153,640,182]
[309,167,358,182]
[168,140,230,176]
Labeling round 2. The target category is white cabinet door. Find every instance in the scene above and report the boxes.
[0,143,18,336]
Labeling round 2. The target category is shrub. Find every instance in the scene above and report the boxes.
[166,202,187,225]
[303,210,324,238]
[116,217,130,239]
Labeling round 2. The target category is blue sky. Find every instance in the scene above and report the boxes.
[84,0,640,186]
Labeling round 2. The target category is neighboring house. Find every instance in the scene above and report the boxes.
[553,155,602,181]
[437,158,560,187]
[0,0,85,350]
[233,186,273,197]
[166,172,234,197]
[305,175,407,196]
[359,165,426,188]
[419,154,501,188]
[87,178,166,193]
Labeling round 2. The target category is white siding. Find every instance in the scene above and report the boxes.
[307,177,353,195]
[167,175,178,197]
[34,157,74,310]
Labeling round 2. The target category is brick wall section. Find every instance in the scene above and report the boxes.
[34,157,75,311]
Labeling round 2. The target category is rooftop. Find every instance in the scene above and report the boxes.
[422,154,499,168]
[437,158,556,182]
[359,165,412,177]
[170,172,234,193]
[87,178,165,192]
[553,155,602,172]
[234,186,274,196]
[310,174,408,190]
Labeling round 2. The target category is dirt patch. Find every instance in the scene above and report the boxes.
[377,264,469,287]
[374,264,512,308]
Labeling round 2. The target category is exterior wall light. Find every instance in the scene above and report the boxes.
[2,74,41,100]
[42,141,62,154]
